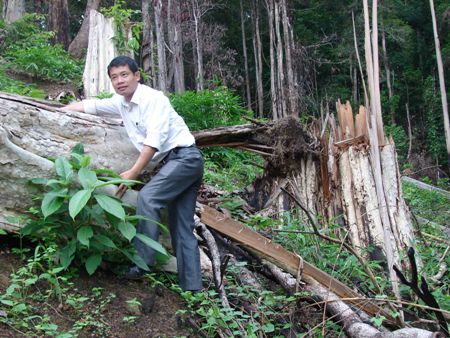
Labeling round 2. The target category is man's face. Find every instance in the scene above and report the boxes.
[109,65,140,101]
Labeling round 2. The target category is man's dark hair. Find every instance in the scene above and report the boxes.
[107,56,139,76]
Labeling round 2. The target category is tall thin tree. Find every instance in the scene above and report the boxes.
[240,0,251,111]
[429,0,450,167]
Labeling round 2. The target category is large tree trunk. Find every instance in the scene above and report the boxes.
[2,0,25,24]
[153,0,168,92]
[82,10,117,98]
[48,0,70,50]
[141,0,157,88]
[191,0,204,91]
[168,0,185,93]
[68,0,102,59]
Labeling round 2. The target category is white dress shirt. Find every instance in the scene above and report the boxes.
[83,84,195,161]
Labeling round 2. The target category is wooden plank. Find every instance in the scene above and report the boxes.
[200,204,395,323]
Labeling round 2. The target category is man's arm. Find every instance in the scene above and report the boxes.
[62,101,85,112]
[116,145,157,197]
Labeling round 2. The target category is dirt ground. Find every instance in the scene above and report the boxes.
[0,241,195,338]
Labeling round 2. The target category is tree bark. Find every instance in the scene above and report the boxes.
[266,0,278,120]
[68,0,101,59]
[2,0,25,24]
[281,0,297,117]
[141,0,157,88]
[169,0,185,93]
[82,10,117,98]
[240,0,251,111]
[48,0,70,50]
[252,0,264,117]
[429,0,450,168]
[191,0,204,91]
[153,0,168,92]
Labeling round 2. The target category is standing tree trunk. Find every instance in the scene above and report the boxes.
[381,26,394,124]
[274,1,287,118]
[68,0,102,59]
[153,0,167,92]
[83,10,117,98]
[48,0,70,50]
[191,0,204,91]
[141,0,157,88]
[429,0,450,168]
[363,0,401,305]
[169,0,185,93]
[240,0,251,111]
[280,0,297,116]
[252,0,264,117]
[267,0,278,120]
[3,0,25,24]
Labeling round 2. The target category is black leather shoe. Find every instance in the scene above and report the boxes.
[124,265,146,280]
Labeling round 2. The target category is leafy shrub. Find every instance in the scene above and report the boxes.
[1,14,82,83]
[0,64,45,98]
[170,87,250,131]
[21,145,168,275]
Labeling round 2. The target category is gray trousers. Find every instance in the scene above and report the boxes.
[134,145,203,291]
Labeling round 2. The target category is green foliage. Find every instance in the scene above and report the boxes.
[402,180,450,227]
[1,14,82,83]
[101,0,142,54]
[0,244,69,335]
[384,124,409,164]
[203,148,263,193]
[170,87,250,131]
[21,145,168,275]
[0,64,45,98]
[177,269,298,337]
[423,76,447,163]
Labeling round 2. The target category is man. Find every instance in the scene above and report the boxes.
[64,56,203,292]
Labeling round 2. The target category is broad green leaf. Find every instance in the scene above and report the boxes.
[81,155,91,168]
[0,229,6,235]
[69,189,92,219]
[121,250,149,271]
[46,179,64,188]
[94,179,141,189]
[70,153,84,166]
[77,225,93,246]
[118,221,136,241]
[72,143,85,155]
[94,194,125,220]
[135,233,167,256]
[41,193,64,218]
[94,168,121,178]
[85,254,102,275]
[30,178,48,185]
[59,241,76,269]
[78,167,98,189]
[94,234,116,248]
[55,157,73,182]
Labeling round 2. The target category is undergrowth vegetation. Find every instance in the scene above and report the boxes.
[0,14,82,95]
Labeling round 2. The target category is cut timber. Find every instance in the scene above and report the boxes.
[199,204,396,325]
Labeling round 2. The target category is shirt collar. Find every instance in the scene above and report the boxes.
[120,83,143,107]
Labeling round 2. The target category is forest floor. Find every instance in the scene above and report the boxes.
[0,237,195,337]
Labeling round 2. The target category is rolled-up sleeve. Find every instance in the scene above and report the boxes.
[142,95,171,151]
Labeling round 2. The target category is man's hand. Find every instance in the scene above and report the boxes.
[115,146,156,198]
[116,168,140,198]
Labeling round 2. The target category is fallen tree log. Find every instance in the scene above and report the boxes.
[264,261,442,338]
